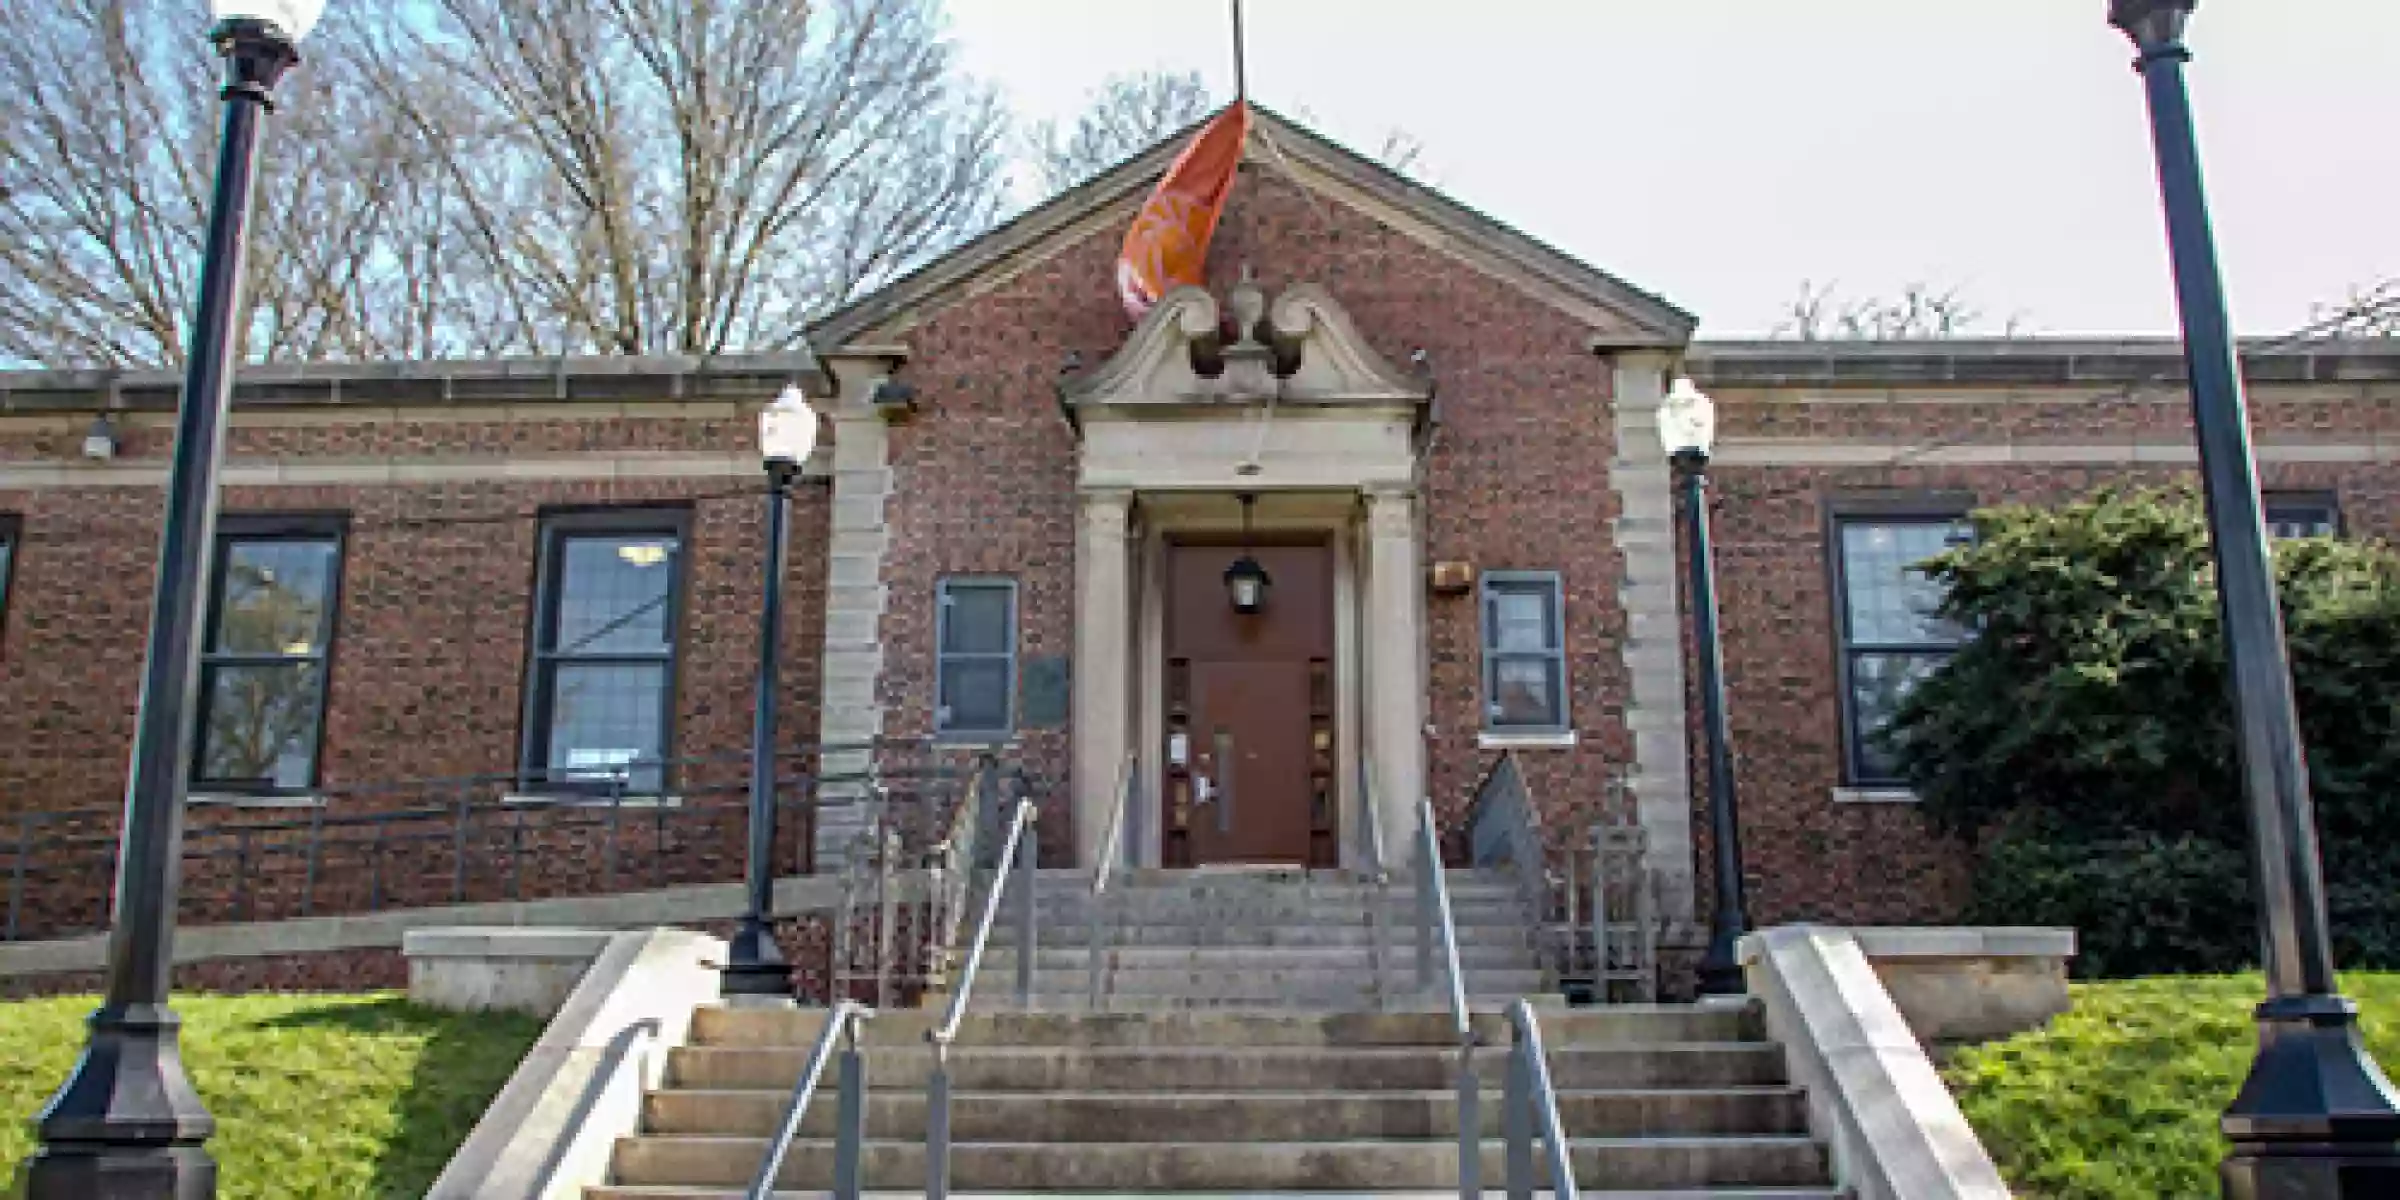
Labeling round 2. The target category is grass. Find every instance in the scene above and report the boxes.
[1,992,542,1199]
[1944,972,2400,1200]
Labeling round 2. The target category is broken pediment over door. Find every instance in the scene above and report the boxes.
[1060,280,1433,493]
[1059,279,1434,416]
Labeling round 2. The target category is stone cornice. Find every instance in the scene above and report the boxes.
[1686,339,2400,388]
[0,350,829,416]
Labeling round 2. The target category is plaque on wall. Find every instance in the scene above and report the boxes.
[1020,655,1070,728]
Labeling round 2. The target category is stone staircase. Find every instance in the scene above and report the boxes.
[991,867,1547,1010]
[589,868,1841,1197]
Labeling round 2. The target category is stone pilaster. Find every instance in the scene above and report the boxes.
[813,371,895,870]
[1608,352,1697,927]
[1072,488,1136,866]
[1361,485,1427,856]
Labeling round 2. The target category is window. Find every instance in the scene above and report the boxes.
[193,517,345,792]
[524,512,687,794]
[2265,492,2341,540]
[0,514,18,650]
[1832,513,1972,786]
[1481,571,1568,732]
[935,578,1017,739]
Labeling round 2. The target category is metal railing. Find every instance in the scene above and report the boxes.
[746,1000,872,1200]
[829,752,1018,1007]
[1357,763,1393,1005]
[1468,752,1661,1003]
[1084,753,1138,1010]
[924,795,1038,1200]
[1413,795,1483,1200]
[1502,997,1581,1200]
[1,746,881,943]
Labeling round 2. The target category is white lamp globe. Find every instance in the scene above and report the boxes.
[759,385,820,468]
[211,0,326,41]
[1659,377,1717,461]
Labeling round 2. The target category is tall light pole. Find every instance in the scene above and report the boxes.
[724,387,819,1002]
[27,3,323,1195]
[2108,3,2400,1195]
[1660,378,1748,998]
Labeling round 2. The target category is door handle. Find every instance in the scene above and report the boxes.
[1214,727,1235,835]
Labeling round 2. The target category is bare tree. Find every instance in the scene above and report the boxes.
[1031,70,1215,195]
[1772,280,2029,340]
[0,0,1011,367]
[2307,280,2400,338]
[356,0,1010,357]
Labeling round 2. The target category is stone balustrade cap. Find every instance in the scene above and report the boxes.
[401,927,619,961]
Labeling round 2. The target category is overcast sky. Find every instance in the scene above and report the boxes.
[946,0,2399,338]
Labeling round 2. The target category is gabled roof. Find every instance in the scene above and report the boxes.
[805,103,1696,353]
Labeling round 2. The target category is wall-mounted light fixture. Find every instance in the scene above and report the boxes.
[82,413,118,461]
[871,374,919,422]
[1224,493,1271,615]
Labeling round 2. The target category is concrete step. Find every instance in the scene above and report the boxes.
[1002,968,1549,998]
[643,1086,1812,1140]
[992,995,1560,1013]
[592,1188,1847,1199]
[691,1007,1518,1049]
[983,943,1536,971]
[1013,893,1527,919]
[995,921,1536,949]
[667,1044,1788,1093]
[1028,867,1516,894]
[1538,1004,1765,1045]
[609,1134,1832,1190]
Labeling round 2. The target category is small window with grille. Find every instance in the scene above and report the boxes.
[936,577,1017,739]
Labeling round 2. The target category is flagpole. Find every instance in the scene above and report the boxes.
[1230,0,1247,103]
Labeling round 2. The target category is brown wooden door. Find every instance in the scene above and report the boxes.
[1163,539,1335,866]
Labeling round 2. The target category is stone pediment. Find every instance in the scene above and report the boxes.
[1059,282,1433,416]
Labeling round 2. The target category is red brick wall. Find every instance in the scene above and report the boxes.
[0,413,829,937]
[871,166,1636,856]
[1701,384,2400,927]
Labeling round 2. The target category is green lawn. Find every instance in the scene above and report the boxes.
[2,992,542,1199]
[1945,972,2400,1200]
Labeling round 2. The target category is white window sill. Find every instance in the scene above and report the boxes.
[186,792,327,810]
[1478,729,1579,750]
[933,734,1018,749]
[1832,786,1919,805]
[502,792,684,810]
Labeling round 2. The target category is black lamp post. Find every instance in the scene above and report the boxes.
[2108,3,2400,1195]
[1660,378,1748,998]
[26,4,320,1195]
[723,387,819,1002]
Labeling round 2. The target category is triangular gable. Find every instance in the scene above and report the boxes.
[805,104,1697,352]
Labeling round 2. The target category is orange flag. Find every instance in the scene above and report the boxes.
[1116,102,1251,322]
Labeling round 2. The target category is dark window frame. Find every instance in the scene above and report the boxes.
[191,513,349,794]
[2264,490,2343,540]
[934,576,1019,741]
[519,507,694,794]
[1480,569,1570,734]
[1825,495,1975,788]
[0,513,20,657]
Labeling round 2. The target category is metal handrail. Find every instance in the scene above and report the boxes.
[1086,753,1138,1009]
[925,796,1038,1200]
[746,1000,872,1200]
[1503,998,1581,1200]
[1470,753,1558,978]
[6,738,994,944]
[1358,761,1391,883]
[1414,795,1482,1200]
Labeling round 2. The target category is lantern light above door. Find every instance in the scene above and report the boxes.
[1224,493,1271,614]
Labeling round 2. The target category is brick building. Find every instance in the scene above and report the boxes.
[2,108,2393,945]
